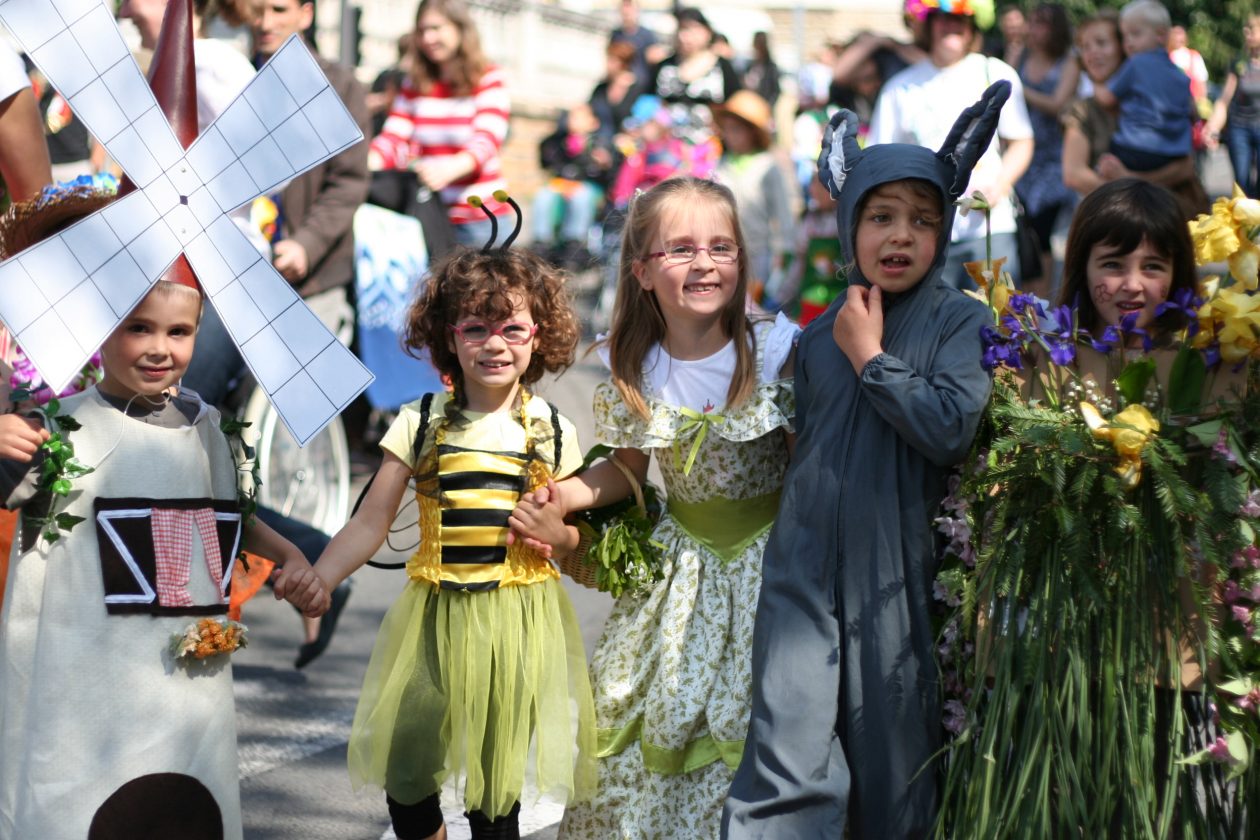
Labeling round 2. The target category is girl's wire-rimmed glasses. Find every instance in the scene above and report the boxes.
[647,243,741,265]
[449,321,539,345]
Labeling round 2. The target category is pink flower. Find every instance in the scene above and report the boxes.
[1241,489,1260,518]
[1232,546,1260,569]
[1207,736,1240,765]
[1231,604,1253,626]
[1214,427,1239,465]
[933,579,961,608]
[1224,580,1243,604]
[1234,688,1260,714]
[943,699,968,735]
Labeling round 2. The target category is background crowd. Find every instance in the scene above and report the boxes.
[1,0,1250,327]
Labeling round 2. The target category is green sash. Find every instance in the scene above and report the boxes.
[667,490,781,562]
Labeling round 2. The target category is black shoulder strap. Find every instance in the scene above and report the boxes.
[550,401,562,469]
[412,392,436,466]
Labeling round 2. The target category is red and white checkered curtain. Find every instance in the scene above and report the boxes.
[152,508,224,607]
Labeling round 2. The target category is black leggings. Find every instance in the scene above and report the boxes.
[387,794,521,840]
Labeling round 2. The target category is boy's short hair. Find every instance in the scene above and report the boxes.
[133,279,205,325]
[857,178,944,231]
[1119,0,1170,34]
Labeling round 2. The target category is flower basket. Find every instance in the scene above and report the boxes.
[562,445,664,598]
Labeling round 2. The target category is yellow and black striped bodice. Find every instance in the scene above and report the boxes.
[406,394,559,591]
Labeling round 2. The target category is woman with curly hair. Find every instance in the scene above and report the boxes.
[311,244,595,840]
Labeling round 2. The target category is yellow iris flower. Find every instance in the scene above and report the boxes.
[1189,185,1260,288]
[962,256,1012,313]
[1079,402,1160,489]
[1211,287,1260,362]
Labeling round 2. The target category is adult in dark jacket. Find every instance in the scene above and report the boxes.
[724,84,1006,839]
[184,0,370,407]
[254,0,370,313]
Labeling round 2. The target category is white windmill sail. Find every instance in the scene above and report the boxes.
[0,0,373,445]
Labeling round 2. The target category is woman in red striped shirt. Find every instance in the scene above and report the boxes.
[369,0,512,246]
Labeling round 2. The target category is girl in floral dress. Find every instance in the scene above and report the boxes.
[512,176,799,838]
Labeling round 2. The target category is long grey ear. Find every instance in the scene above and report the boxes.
[817,109,862,199]
[937,80,1012,199]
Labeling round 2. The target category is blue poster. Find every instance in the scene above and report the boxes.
[353,203,445,409]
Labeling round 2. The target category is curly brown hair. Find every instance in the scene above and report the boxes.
[403,247,579,398]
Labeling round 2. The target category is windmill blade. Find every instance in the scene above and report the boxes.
[183,217,373,446]
[0,13,372,441]
[0,0,185,189]
[0,189,185,392]
[179,34,363,215]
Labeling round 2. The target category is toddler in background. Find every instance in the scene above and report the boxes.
[1093,0,1193,174]
[531,103,619,268]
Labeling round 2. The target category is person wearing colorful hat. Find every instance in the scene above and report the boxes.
[871,0,1033,291]
[713,90,794,303]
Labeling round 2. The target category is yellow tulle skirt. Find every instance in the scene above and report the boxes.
[348,576,596,818]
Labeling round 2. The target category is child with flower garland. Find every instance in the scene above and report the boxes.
[311,246,595,840]
[0,188,326,840]
[933,178,1256,834]
[509,176,799,838]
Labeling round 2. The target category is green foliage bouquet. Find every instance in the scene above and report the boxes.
[567,445,665,599]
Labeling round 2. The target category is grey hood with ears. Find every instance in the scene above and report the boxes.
[816,80,1012,288]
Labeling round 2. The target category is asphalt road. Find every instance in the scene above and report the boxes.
[236,316,616,840]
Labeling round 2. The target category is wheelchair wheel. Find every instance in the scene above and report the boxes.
[242,385,351,535]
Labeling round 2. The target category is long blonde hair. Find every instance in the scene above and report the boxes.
[603,177,758,420]
[408,0,490,96]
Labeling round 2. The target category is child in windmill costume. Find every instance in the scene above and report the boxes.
[724,84,1005,839]
[0,0,367,836]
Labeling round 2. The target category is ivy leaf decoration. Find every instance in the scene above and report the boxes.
[20,398,94,544]
[220,416,259,527]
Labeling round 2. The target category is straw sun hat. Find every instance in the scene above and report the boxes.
[713,90,773,150]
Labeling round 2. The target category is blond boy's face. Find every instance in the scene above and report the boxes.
[98,286,201,402]
[1120,19,1163,56]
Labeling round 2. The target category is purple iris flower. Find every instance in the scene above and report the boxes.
[980,325,1023,371]
[1119,313,1153,353]
[1154,287,1202,337]
[1008,293,1036,316]
[1089,324,1122,353]
[1037,304,1077,366]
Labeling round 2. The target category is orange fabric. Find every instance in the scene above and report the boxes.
[227,551,275,621]
[0,509,14,615]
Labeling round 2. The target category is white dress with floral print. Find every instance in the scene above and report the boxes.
[561,318,796,839]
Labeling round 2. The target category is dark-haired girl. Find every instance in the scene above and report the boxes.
[1056,177,1197,341]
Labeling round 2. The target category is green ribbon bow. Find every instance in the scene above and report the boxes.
[673,407,725,476]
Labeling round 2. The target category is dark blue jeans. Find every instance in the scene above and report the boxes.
[1227,119,1260,198]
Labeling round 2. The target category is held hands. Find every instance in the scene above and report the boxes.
[833,284,885,374]
[1094,152,1130,182]
[507,477,570,559]
[272,555,330,618]
[0,413,49,461]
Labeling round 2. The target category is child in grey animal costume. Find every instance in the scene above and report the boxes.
[723,82,1009,839]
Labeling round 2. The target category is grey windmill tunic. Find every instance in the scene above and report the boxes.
[724,84,1008,839]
